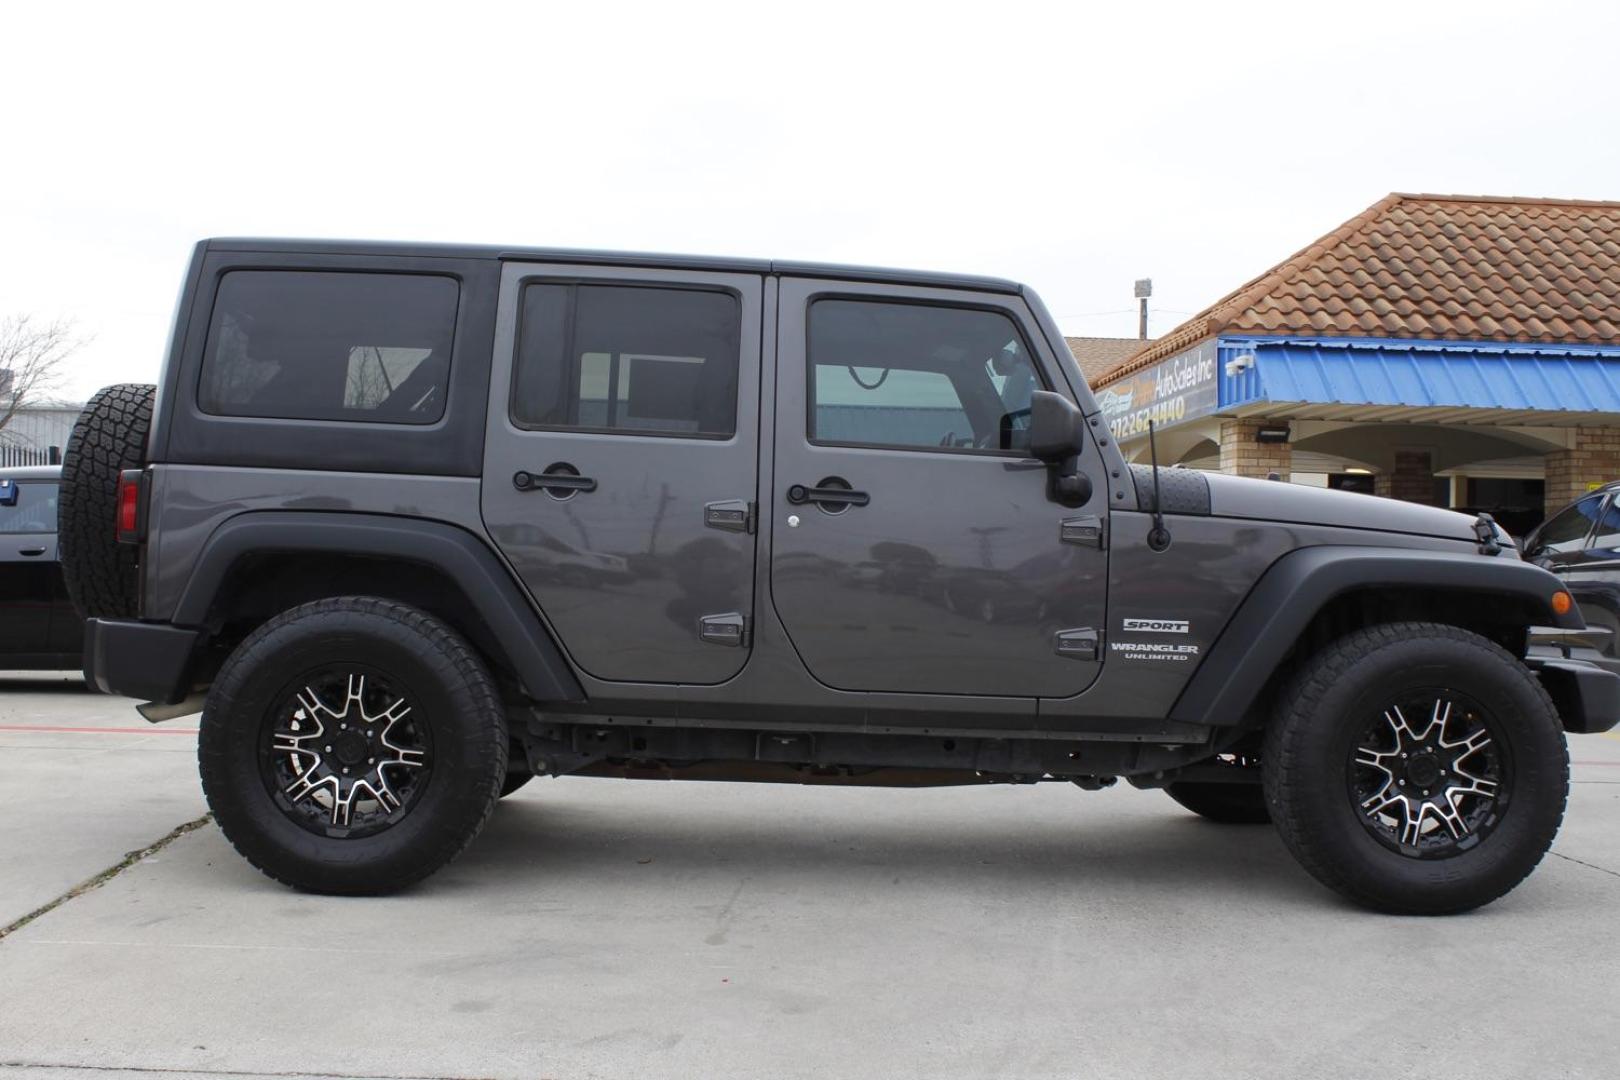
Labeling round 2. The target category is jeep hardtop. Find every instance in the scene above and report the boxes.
[59,238,1620,912]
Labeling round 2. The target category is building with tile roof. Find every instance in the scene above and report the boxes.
[1064,336,1152,386]
[1092,193,1620,531]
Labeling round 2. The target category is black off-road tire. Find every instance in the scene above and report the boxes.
[1165,781,1270,824]
[199,597,507,895]
[1264,622,1568,915]
[58,383,156,618]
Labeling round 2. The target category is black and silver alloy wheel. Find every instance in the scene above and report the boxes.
[1265,622,1568,915]
[201,597,507,895]
[264,669,432,837]
[1351,692,1507,857]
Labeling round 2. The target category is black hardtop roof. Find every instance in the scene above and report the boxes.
[202,238,1026,295]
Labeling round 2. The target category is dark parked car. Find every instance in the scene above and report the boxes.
[1523,482,1620,676]
[0,465,83,670]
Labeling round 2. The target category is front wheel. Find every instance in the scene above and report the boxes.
[199,597,508,895]
[1264,622,1568,915]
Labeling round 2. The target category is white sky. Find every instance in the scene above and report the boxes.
[4,0,1619,401]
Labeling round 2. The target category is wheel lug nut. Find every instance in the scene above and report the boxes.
[325,745,333,752]
[342,767,349,775]
[1398,780,1406,786]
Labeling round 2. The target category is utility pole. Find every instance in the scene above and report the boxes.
[1134,278,1152,340]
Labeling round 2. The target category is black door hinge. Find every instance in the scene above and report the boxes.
[704,499,755,534]
[1060,515,1106,548]
[699,612,751,647]
[1054,627,1101,661]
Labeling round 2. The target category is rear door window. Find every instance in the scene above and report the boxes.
[512,283,740,438]
[199,271,459,424]
[0,482,59,534]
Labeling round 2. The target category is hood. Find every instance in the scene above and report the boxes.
[1203,472,1479,542]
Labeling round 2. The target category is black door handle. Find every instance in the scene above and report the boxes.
[513,465,598,497]
[18,547,46,557]
[787,482,870,508]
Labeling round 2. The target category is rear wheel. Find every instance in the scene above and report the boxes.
[58,383,155,618]
[199,597,507,894]
[1264,622,1567,914]
[1164,781,1270,824]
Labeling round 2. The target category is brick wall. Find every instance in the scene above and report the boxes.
[1545,426,1620,516]
[1375,449,1436,505]
[1218,420,1291,479]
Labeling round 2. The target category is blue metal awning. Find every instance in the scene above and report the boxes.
[1220,336,1620,415]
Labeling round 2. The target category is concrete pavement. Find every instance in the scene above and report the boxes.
[1,677,1617,1079]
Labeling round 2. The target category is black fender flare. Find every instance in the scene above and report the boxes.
[1168,545,1584,727]
[173,511,584,703]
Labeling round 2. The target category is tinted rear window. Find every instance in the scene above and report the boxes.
[512,283,740,438]
[199,271,459,424]
[0,482,58,534]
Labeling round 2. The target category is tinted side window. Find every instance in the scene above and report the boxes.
[199,271,459,424]
[1590,497,1620,549]
[808,299,1042,452]
[1536,495,1604,554]
[0,482,58,534]
[513,284,740,438]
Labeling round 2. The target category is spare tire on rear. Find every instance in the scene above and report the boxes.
[58,383,156,619]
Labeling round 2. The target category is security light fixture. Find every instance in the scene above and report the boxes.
[1255,424,1291,444]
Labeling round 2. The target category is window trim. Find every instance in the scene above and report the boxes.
[803,295,1051,458]
[507,279,745,442]
[194,268,463,428]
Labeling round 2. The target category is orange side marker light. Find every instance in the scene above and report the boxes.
[1551,591,1573,616]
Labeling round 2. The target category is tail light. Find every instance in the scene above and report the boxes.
[116,469,145,544]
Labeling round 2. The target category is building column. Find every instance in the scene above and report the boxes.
[1218,420,1291,479]
[1544,426,1620,516]
[1375,449,1436,505]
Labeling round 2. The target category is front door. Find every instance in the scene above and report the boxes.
[769,279,1109,698]
[482,265,763,684]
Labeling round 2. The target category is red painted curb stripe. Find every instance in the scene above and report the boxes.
[0,724,198,735]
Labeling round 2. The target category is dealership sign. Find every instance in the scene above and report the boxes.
[1095,341,1218,439]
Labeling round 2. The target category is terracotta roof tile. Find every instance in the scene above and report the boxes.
[1063,336,1153,385]
[1096,193,1620,388]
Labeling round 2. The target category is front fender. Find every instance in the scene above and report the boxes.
[1168,545,1583,727]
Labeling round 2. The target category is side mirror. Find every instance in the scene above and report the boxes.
[1026,391,1091,507]
[1027,391,1085,462]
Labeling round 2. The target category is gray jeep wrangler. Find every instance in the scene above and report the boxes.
[59,239,1620,913]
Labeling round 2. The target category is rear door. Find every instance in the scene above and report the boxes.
[482,264,763,684]
[768,279,1109,698]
